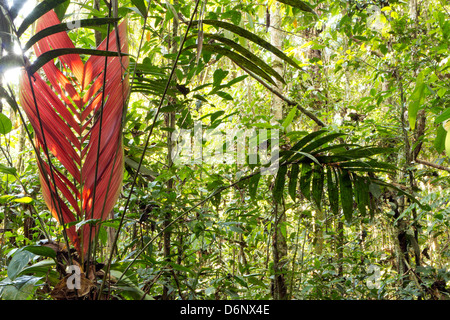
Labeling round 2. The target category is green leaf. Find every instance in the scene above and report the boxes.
[354,175,369,216]
[17,0,70,36]
[327,167,339,215]
[124,157,159,178]
[109,269,153,300]
[435,107,450,124]
[53,0,70,21]
[299,162,313,200]
[332,146,393,159]
[282,106,297,129]
[13,197,34,204]
[434,126,446,154]
[276,0,316,15]
[446,128,450,157]
[0,195,15,204]
[0,86,19,113]
[7,249,35,280]
[282,129,327,162]
[202,33,285,84]
[311,164,324,209]
[213,68,229,86]
[0,163,17,176]
[23,17,121,51]
[23,245,56,259]
[189,43,277,86]
[193,20,301,70]
[130,0,147,18]
[0,275,42,300]
[28,48,129,75]
[273,165,287,203]
[169,262,194,274]
[339,169,353,222]
[288,163,299,201]
[301,132,346,153]
[408,72,427,130]
[18,259,56,277]
[249,173,261,201]
[371,178,430,211]
[290,150,321,166]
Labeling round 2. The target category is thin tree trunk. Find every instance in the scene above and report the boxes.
[162,3,179,299]
[270,2,288,300]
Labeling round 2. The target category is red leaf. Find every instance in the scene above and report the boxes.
[19,10,129,257]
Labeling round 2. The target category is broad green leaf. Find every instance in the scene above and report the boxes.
[23,245,56,259]
[299,162,312,200]
[273,165,287,203]
[0,112,12,135]
[23,17,121,51]
[7,249,35,280]
[213,68,229,87]
[0,275,42,300]
[0,163,17,176]
[18,259,56,277]
[434,126,446,154]
[288,163,299,201]
[339,169,353,222]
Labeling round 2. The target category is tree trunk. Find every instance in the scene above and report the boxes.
[162,3,179,299]
[270,2,288,300]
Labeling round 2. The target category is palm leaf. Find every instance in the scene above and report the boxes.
[19,10,129,256]
[192,19,301,70]
[23,17,121,51]
[16,0,69,36]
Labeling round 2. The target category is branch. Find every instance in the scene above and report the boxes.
[415,158,450,173]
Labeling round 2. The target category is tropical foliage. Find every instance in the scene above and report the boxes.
[0,0,449,300]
